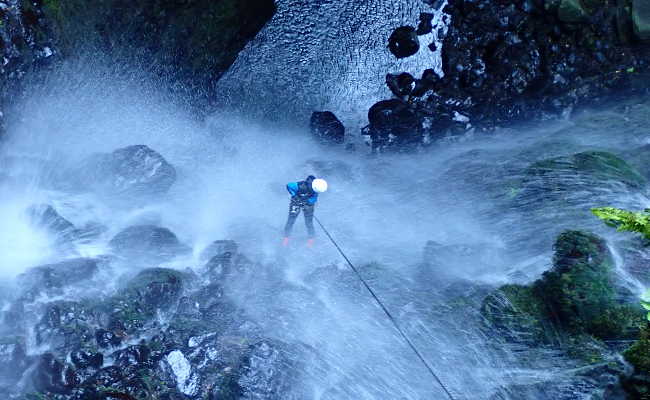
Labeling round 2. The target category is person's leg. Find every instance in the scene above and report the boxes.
[303,204,315,238]
[284,202,302,237]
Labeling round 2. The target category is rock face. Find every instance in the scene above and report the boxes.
[38,0,276,105]
[367,0,650,150]
[77,145,177,198]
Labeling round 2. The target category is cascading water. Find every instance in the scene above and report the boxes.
[1,1,650,399]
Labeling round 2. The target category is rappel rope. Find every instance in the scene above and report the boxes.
[314,216,457,400]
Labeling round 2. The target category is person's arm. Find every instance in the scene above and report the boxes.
[307,193,319,205]
[286,182,299,196]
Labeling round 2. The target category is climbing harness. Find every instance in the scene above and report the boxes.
[314,216,457,400]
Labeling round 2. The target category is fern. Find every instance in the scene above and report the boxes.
[591,207,650,240]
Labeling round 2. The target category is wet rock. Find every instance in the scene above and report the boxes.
[633,0,650,40]
[623,326,650,397]
[411,69,441,98]
[309,111,345,145]
[70,349,103,370]
[483,230,645,343]
[35,301,96,352]
[33,353,79,394]
[367,99,422,151]
[95,329,123,349]
[108,268,186,333]
[113,345,151,369]
[109,225,190,260]
[27,204,76,242]
[386,72,415,99]
[388,26,420,58]
[17,258,100,298]
[416,12,434,35]
[537,231,644,339]
[78,145,177,197]
[200,240,238,263]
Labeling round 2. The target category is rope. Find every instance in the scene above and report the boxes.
[314,216,457,400]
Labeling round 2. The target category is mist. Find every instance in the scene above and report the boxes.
[1,53,649,399]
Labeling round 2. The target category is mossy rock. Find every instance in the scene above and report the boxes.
[526,151,646,188]
[481,284,553,344]
[534,230,645,338]
[482,230,645,344]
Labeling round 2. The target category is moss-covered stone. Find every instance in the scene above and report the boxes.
[482,230,645,355]
[535,230,645,339]
[623,326,650,398]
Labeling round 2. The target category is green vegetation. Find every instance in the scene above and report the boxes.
[592,206,650,240]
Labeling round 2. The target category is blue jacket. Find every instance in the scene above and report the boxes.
[287,181,318,205]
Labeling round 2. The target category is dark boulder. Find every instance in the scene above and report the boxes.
[78,145,176,198]
[33,353,79,394]
[367,99,422,151]
[109,225,190,260]
[309,111,345,145]
[388,26,420,59]
[386,72,415,99]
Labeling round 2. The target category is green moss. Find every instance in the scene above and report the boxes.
[625,326,650,373]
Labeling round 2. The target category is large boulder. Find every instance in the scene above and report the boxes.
[309,111,345,145]
[77,145,176,198]
[109,225,190,260]
[536,230,643,339]
[388,26,420,59]
[367,99,422,151]
[482,231,645,344]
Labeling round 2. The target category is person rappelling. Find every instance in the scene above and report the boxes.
[282,175,328,247]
